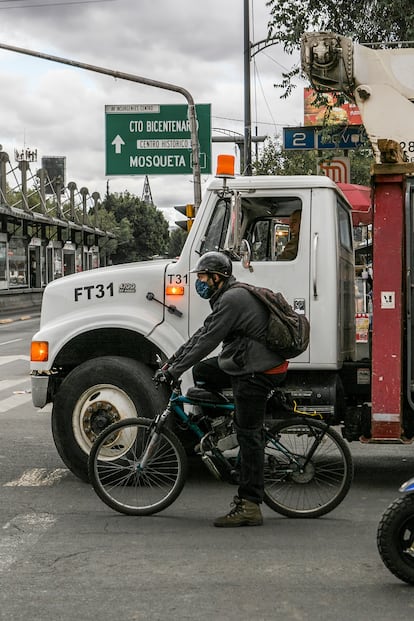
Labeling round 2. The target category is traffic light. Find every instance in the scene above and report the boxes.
[174,203,195,231]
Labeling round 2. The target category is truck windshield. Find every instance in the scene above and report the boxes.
[200,198,231,254]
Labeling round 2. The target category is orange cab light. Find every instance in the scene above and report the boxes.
[166,285,185,296]
[216,154,235,178]
[31,341,49,362]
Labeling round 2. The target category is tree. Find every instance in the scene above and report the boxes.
[95,207,119,264]
[168,228,188,258]
[103,191,169,263]
[253,136,372,186]
[267,0,414,48]
[253,138,317,176]
[266,0,414,94]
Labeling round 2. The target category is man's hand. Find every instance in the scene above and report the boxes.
[153,368,175,387]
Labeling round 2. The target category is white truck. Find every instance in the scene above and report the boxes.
[31,172,360,481]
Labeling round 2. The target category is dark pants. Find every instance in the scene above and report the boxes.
[192,357,286,504]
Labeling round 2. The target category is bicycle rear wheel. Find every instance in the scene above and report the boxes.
[88,417,188,516]
[263,417,353,518]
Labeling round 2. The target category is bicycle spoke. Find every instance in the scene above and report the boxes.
[264,418,353,517]
[89,418,187,515]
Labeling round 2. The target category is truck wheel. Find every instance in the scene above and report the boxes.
[51,356,168,482]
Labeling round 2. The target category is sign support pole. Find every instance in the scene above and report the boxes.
[0,42,202,210]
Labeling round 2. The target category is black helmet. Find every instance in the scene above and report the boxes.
[191,251,232,278]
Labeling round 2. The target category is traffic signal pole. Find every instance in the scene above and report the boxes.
[0,41,202,210]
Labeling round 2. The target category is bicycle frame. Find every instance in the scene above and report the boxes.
[153,385,325,474]
[169,388,234,440]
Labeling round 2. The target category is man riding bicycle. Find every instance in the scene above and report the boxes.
[160,251,288,527]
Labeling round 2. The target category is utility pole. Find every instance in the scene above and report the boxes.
[243,0,252,175]
[244,3,281,177]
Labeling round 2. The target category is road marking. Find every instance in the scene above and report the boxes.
[0,392,33,413]
[0,513,56,572]
[0,378,30,391]
[4,468,69,487]
[0,338,23,346]
[0,355,30,365]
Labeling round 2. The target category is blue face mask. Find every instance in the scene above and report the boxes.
[195,278,214,299]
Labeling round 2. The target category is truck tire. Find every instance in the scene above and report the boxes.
[51,356,168,482]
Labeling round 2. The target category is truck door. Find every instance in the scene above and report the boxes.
[233,190,311,363]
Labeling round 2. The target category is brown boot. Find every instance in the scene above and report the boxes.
[214,496,263,527]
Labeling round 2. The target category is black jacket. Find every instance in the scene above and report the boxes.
[168,276,285,379]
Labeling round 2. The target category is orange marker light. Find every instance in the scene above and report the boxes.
[31,341,49,362]
[166,285,185,296]
[216,154,235,178]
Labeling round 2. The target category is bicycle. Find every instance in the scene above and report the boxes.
[88,369,353,518]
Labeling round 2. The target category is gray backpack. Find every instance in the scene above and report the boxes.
[232,282,310,359]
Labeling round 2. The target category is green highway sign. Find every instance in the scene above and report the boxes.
[105,103,211,176]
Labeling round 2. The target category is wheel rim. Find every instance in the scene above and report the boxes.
[396,516,414,562]
[73,384,137,455]
[92,422,182,514]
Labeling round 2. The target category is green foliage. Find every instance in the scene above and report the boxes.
[168,228,188,258]
[266,0,414,47]
[253,138,317,175]
[253,136,372,186]
[96,208,119,261]
[102,191,169,263]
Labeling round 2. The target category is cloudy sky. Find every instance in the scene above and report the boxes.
[0,0,303,220]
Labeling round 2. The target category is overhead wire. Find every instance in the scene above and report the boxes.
[0,0,115,9]
[250,0,279,143]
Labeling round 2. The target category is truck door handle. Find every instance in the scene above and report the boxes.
[312,232,319,299]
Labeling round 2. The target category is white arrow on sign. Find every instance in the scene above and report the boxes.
[112,134,125,154]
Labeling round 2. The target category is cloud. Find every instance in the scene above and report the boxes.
[0,0,303,211]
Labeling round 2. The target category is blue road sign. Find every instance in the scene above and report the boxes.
[284,126,369,150]
[283,127,315,150]
[317,126,368,149]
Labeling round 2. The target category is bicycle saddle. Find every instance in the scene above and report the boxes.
[186,386,232,404]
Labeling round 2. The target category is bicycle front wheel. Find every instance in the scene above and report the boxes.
[88,417,188,516]
[264,417,353,518]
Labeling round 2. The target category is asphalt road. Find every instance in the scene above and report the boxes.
[1,317,414,621]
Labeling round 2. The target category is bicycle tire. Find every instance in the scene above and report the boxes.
[263,416,353,518]
[377,495,414,584]
[88,417,188,516]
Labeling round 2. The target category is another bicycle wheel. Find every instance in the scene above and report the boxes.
[377,495,414,584]
[263,416,353,518]
[88,417,188,516]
